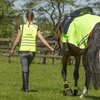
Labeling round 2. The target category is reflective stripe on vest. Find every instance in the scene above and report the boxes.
[19,24,38,51]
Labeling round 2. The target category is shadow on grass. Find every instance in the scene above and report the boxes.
[60,90,81,97]
[86,96,100,100]
[29,89,39,93]
[60,90,100,100]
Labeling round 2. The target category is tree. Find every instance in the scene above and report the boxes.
[0,0,23,37]
[22,0,68,34]
[22,0,100,34]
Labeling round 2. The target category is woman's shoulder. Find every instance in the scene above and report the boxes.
[20,24,26,27]
[32,24,38,28]
[30,24,38,30]
[20,24,38,29]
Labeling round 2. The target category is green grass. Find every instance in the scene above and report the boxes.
[0,56,100,100]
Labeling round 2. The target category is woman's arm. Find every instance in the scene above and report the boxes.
[37,31,54,51]
[10,29,22,55]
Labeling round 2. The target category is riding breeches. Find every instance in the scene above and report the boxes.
[19,52,36,72]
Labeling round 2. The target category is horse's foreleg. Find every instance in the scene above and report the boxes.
[61,52,73,96]
[61,58,68,88]
[73,55,81,96]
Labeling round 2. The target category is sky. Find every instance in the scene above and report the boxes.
[75,0,100,14]
[13,0,100,15]
[13,0,26,10]
[14,0,100,9]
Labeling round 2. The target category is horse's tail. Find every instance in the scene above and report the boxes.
[86,22,100,89]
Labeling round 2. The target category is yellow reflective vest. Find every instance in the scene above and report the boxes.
[19,24,38,52]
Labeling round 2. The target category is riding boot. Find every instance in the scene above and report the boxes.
[21,72,24,91]
[22,72,29,93]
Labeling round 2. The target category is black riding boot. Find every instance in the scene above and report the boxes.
[22,72,29,92]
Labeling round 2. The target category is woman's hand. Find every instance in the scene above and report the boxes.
[50,47,54,52]
[37,31,55,51]
[9,49,14,57]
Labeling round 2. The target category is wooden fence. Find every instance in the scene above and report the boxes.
[0,38,62,64]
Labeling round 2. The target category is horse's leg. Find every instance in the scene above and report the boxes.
[80,70,92,98]
[61,52,69,84]
[80,54,92,98]
[73,55,81,96]
[61,51,73,96]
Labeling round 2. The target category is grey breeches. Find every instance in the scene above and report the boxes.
[19,52,36,72]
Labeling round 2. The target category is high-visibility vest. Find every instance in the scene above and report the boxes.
[19,24,38,51]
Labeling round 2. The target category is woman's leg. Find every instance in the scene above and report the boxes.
[28,52,36,67]
[20,52,36,92]
[20,53,29,92]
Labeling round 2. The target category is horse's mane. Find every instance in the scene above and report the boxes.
[86,22,100,89]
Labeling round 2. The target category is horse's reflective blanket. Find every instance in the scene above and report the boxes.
[61,14,100,48]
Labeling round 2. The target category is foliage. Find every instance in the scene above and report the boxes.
[0,0,23,37]
[22,0,100,35]
[22,0,69,34]
[0,0,99,37]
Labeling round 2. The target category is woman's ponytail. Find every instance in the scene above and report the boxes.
[26,11,34,27]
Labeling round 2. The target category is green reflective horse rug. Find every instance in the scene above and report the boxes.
[61,14,100,49]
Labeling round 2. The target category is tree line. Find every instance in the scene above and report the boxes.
[0,0,100,37]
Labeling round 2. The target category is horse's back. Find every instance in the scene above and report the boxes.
[74,14,100,30]
[65,14,100,48]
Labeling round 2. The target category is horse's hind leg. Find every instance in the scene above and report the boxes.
[80,54,92,98]
[80,70,92,98]
[61,51,73,96]
[73,55,81,96]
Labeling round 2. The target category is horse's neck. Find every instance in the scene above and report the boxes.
[58,26,62,48]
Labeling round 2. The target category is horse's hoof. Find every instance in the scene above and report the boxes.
[63,88,73,96]
[73,87,81,96]
[80,88,88,98]
[79,94,88,99]
[73,89,78,96]
[80,94,84,99]
[80,93,88,98]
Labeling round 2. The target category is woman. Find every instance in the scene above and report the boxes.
[10,11,54,92]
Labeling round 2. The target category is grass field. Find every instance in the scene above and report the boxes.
[0,56,100,100]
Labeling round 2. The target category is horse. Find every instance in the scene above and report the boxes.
[57,8,100,98]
